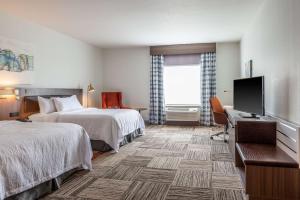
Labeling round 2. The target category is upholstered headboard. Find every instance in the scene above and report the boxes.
[19,88,83,118]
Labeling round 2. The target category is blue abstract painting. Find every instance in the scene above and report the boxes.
[0,48,34,72]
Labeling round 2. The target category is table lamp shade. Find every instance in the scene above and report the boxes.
[0,88,15,99]
[87,84,95,93]
[0,88,14,96]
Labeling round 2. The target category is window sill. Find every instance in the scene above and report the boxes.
[166,104,201,108]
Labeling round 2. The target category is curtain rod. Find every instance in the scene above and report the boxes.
[150,43,216,55]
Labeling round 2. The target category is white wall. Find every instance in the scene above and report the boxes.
[0,11,103,107]
[102,47,150,119]
[216,42,241,105]
[102,43,240,120]
[241,0,300,124]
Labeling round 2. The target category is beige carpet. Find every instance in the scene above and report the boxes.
[44,125,246,200]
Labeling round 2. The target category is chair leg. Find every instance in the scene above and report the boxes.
[210,131,223,138]
[210,125,228,143]
[223,125,228,143]
[225,124,229,142]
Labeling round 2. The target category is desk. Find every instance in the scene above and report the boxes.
[226,108,300,200]
[226,109,273,160]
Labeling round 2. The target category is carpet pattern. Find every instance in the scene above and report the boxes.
[44,125,246,200]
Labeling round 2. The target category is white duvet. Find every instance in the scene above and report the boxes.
[0,121,92,199]
[29,108,145,151]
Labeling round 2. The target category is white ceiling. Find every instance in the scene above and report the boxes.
[0,0,265,47]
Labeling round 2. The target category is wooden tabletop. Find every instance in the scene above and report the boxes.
[132,107,147,112]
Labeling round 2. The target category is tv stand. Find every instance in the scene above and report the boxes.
[238,113,260,119]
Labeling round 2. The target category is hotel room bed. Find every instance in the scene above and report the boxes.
[28,108,145,151]
[0,121,92,200]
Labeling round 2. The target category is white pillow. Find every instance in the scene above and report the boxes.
[53,95,82,112]
[38,96,56,114]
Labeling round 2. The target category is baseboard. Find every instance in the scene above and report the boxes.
[145,120,201,126]
[165,121,201,126]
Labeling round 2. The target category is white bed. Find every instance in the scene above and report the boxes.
[0,121,92,199]
[29,108,145,151]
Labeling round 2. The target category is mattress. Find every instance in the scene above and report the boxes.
[0,121,92,199]
[29,108,145,151]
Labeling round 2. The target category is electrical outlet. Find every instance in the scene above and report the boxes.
[9,112,20,118]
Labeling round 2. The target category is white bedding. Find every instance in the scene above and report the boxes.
[0,121,92,199]
[29,108,145,151]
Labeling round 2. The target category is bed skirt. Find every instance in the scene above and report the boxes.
[6,129,143,199]
[90,128,143,151]
[6,168,80,200]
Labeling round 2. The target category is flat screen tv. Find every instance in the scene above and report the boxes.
[233,76,265,118]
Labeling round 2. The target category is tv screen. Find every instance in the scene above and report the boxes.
[234,76,265,116]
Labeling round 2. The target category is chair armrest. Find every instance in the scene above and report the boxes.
[236,121,276,144]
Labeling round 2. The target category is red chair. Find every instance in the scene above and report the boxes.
[101,92,130,109]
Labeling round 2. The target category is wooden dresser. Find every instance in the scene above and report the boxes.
[226,108,300,200]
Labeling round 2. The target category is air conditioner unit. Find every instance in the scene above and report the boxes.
[166,106,200,122]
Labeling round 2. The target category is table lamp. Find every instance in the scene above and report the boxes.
[87,83,95,107]
[0,88,15,99]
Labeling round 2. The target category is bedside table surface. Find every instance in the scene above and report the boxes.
[133,107,147,110]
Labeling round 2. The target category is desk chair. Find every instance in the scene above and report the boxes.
[210,96,229,142]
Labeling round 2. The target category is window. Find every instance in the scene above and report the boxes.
[164,64,201,105]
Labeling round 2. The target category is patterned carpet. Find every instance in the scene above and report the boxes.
[44,125,246,200]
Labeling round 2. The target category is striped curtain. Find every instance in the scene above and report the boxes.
[200,52,216,126]
[149,55,166,125]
